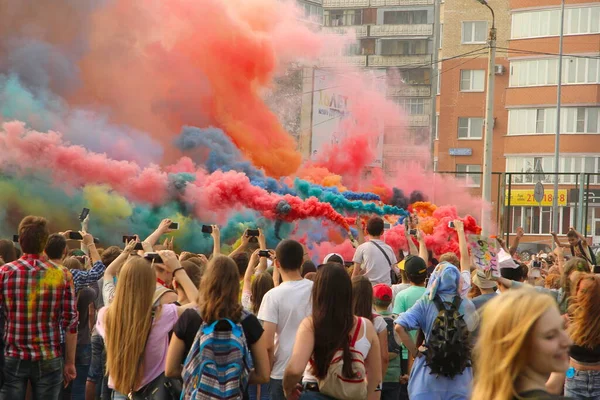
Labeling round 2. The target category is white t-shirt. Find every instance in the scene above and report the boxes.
[257,279,314,379]
[353,239,398,285]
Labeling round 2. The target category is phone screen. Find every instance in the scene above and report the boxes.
[247,229,259,237]
[201,225,213,234]
[68,232,84,240]
[169,222,179,230]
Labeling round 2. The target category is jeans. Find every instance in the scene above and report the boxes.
[565,369,600,399]
[248,383,270,400]
[111,391,127,400]
[381,382,401,400]
[0,356,63,400]
[269,378,286,400]
[72,343,91,400]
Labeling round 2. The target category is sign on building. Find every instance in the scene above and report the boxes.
[505,189,568,206]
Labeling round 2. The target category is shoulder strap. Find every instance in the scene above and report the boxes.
[350,317,363,347]
[578,242,593,264]
[153,286,176,305]
[370,241,393,267]
[432,296,445,311]
[452,296,463,310]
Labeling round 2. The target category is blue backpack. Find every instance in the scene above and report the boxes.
[181,312,253,400]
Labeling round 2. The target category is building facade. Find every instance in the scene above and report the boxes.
[301,0,437,174]
[436,0,600,246]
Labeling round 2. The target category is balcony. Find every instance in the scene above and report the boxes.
[387,85,431,97]
[319,55,368,67]
[406,115,430,127]
[369,0,434,5]
[321,25,368,38]
[323,0,369,8]
[368,54,431,67]
[370,24,433,37]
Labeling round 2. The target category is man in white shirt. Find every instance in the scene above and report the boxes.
[352,216,398,285]
[257,239,313,400]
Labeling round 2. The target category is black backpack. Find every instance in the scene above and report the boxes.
[383,315,402,355]
[424,296,471,378]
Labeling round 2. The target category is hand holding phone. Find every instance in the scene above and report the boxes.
[79,208,90,222]
[144,252,163,264]
[68,231,84,241]
[258,250,271,258]
[247,229,259,237]
[168,222,179,230]
[201,225,213,234]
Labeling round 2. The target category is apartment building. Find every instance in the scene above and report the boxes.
[299,0,437,173]
[436,0,600,246]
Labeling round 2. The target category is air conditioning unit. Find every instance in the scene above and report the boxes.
[494,65,505,75]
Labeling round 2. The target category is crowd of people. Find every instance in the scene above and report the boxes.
[0,213,598,400]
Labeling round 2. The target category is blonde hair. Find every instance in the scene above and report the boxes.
[472,288,557,400]
[104,257,156,394]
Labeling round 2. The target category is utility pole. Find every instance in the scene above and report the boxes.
[552,0,565,233]
[478,0,496,236]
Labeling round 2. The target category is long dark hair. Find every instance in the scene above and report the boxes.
[311,263,355,380]
[352,276,374,321]
[198,256,243,323]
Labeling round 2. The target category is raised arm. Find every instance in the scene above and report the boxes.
[104,239,136,280]
[229,229,251,259]
[551,231,567,248]
[211,225,221,256]
[509,227,524,257]
[283,318,315,399]
[144,219,173,248]
[244,249,261,294]
[160,250,199,315]
[417,230,428,265]
[356,218,365,245]
[454,220,470,272]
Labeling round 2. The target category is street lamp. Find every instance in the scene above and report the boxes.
[475,0,496,236]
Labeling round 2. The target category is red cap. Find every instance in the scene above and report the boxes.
[373,284,393,302]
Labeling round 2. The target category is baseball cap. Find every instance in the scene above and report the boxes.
[472,270,496,289]
[373,284,392,302]
[323,253,344,265]
[404,255,427,277]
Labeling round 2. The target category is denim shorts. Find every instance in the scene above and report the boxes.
[565,369,600,399]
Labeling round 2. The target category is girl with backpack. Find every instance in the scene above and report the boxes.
[169,255,270,399]
[96,250,199,399]
[472,288,572,400]
[283,263,382,400]
[394,262,478,400]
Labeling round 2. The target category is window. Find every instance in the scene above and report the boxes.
[391,69,430,85]
[383,10,428,25]
[512,7,600,39]
[508,108,600,135]
[435,113,439,140]
[433,157,438,172]
[563,57,600,85]
[381,39,428,56]
[506,155,600,184]
[509,207,573,235]
[458,117,484,139]
[398,98,427,115]
[462,21,487,44]
[460,70,485,91]
[456,164,481,187]
[324,9,361,26]
[299,1,323,24]
[566,6,600,35]
[439,23,443,48]
[510,58,600,87]
[436,71,441,95]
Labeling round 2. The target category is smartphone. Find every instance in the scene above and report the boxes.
[93,237,100,244]
[384,223,391,230]
[448,221,455,228]
[201,225,213,234]
[593,265,600,274]
[144,252,163,264]
[169,222,179,230]
[68,231,83,240]
[247,229,259,237]
[409,229,417,236]
[258,250,271,258]
[123,235,136,243]
[79,208,90,222]
[12,235,19,243]
[134,242,144,251]
[532,261,542,269]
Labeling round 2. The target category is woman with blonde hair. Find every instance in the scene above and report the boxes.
[563,274,600,398]
[472,288,572,400]
[97,250,198,399]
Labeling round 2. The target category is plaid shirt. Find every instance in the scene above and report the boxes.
[71,260,106,292]
[0,254,78,361]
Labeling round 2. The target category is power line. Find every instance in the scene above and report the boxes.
[494,46,600,60]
